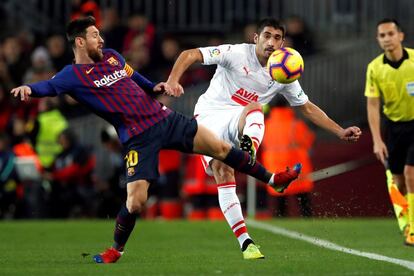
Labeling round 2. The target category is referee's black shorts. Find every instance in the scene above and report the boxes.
[385,118,414,174]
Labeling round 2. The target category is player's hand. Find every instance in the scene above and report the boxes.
[153,82,170,94]
[164,80,184,97]
[10,85,32,101]
[339,126,361,142]
[373,140,388,165]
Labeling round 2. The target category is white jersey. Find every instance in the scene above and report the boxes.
[195,43,308,113]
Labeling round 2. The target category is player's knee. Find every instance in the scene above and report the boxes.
[214,141,232,160]
[211,161,234,179]
[245,102,262,111]
[126,197,145,214]
[404,167,414,185]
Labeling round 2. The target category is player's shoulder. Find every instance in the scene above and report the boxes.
[206,43,250,54]
[367,53,384,69]
[228,43,253,53]
[221,43,252,62]
[406,48,414,60]
[103,48,121,56]
[102,48,125,61]
[54,65,75,77]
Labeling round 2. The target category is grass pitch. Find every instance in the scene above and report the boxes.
[0,218,413,275]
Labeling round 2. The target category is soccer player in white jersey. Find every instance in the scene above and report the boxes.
[165,18,362,259]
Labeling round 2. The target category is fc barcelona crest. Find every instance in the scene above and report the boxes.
[127,167,135,176]
[107,57,119,66]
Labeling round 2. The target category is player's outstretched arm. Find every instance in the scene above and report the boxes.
[166,48,204,97]
[10,85,32,101]
[339,126,362,142]
[298,100,362,142]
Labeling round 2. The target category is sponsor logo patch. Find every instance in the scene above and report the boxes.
[296,89,304,98]
[93,69,128,87]
[406,82,414,96]
[231,88,259,106]
[209,48,221,57]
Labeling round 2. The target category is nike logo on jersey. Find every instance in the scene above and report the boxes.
[243,66,249,75]
[93,69,128,87]
[231,88,258,106]
[86,67,94,74]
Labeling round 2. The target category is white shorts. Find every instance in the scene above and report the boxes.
[194,107,243,175]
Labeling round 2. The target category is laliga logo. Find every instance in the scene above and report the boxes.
[94,70,127,87]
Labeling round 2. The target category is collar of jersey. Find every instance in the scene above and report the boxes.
[383,48,409,69]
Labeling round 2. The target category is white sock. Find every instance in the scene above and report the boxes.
[242,109,264,151]
[217,182,251,248]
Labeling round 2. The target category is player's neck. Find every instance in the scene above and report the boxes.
[385,45,404,62]
[255,49,267,67]
[74,51,95,64]
[256,55,267,67]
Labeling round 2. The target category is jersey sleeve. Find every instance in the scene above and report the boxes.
[27,66,74,97]
[364,62,380,98]
[198,44,234,67]
[106,48,155,91]
[279,81,309,106]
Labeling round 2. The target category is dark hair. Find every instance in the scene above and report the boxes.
[66,16,96,47]
[256,18,286,38]
[376,18,402,32]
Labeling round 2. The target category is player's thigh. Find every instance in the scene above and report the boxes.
[195,108,242,146]
[124,127,163,182]
[193,124,231,159]
[161,112,197,153]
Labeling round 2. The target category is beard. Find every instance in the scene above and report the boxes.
[87,47,104,62]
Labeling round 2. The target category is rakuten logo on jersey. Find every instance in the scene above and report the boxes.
[231,88,258,106]
[93,70,127,87]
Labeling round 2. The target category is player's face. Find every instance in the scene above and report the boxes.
[84,26,104,62]
[376,23,404,52]
[254,26,285,61]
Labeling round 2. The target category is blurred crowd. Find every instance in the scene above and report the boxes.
[0,0,317,220]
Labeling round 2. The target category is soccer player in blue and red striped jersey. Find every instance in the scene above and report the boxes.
[11,16,302,263]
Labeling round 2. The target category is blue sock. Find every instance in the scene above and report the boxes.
[113,203,137,251]
[223,147,272,183]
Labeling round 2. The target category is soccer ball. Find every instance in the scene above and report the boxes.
[267,47,304,84]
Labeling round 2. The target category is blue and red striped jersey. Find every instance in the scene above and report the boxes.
[28,49,172,143]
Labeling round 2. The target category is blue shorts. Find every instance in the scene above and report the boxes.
[123,111,197,183]
[385,119,414,174]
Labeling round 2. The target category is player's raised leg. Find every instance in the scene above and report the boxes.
[94,180,150,263]
[193,124,302,195]
[239,103,265,164]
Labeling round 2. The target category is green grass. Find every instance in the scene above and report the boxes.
[0,218,412,275]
